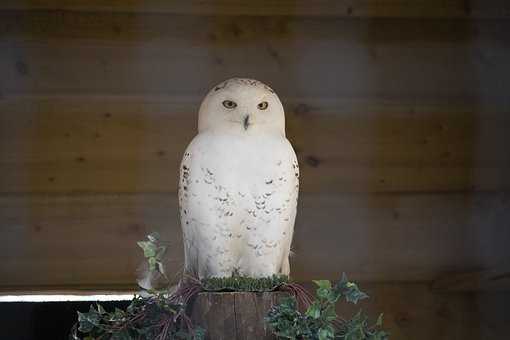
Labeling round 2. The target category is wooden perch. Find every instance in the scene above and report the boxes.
[188,291,288,340]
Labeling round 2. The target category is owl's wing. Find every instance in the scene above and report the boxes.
[178,135,238,278]
[278,147,299,275]
[178,142,202,277]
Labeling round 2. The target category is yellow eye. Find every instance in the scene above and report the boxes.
[222,100,237,109]
[257,101,269,110]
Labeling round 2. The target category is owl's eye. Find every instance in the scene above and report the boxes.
[222,100,237,109]
[257,101,269,110]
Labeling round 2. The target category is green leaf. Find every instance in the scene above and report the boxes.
[148,257,157,271]
[316,287,330,299]
[368,330,389,340]
[376,313,384,327]
[194,327,206,340]
[313,280,332,290]
[137,241,157,258]
[344,282,369,304]
[305,303,321,319]
[96,304,106,315]
[335,274,369,305]
[328,289,341,303]
[323,305,337,322]
[265,273,388,340]
[77,309,100,333]
[318,326,335,340]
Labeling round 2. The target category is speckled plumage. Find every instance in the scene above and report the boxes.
[179,78,299,279]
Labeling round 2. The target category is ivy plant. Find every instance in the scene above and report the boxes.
[69,293,205,340]
[137,232,168,279]
[265,274,388,340]
[71,233,389,340]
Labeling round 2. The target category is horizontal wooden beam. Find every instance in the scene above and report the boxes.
[319,282,510,340]
[0,192,508,289]
[1,1,510,18]
[432,268,510,291]
[1,96,509,193]
[1,12,510,104]
[2,283,509,340]
[0,285,137,295]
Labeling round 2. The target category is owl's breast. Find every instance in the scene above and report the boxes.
[184,132,298,195]
[179,131,299,277]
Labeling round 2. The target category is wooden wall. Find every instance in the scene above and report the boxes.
[1,2,510,336]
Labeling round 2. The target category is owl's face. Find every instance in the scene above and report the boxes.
[198,78,285,135]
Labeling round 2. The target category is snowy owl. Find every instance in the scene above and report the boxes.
[178,78,299,279]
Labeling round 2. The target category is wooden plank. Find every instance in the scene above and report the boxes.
[432,267,510,291]
[319,282,510,340]
[1,96,510,193]
[291,192,510,282]
[0,193,183,288]
[1,1,509,18]
[2,283,509,340]
[1,12,510,104]
[0,192,509,289]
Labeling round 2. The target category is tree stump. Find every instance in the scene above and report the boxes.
[188,291,288,340]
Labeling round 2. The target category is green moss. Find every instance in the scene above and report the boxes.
[201,274,290,292]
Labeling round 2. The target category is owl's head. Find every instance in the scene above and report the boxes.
[198,78,285,135]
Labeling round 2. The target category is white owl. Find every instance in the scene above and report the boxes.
[178,78,299,279]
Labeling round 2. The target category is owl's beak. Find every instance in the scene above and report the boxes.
[243,115,250,130]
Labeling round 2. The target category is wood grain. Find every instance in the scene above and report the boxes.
[1,1,509,18]
[315,282,510,340]
[0,6,509,302]
[0,192,509,289]
[432,267,510,291]
[189,291,287,340]
[1,96,509,193]
[1,12,510,104]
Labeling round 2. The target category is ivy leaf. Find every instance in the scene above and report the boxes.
[335,273,369,304]
[148,257,157,271]
[344,282,369,304]
[111,307,126,322]
[317,287,330,299]
[369,330,389,340]
[96,304,106,315]
[137,241,157,258]
[194,327,206,340]
[305,303,321,319]
[267,273,387,340]
[318,326,335,340]
[313,280,332,290]
[376,313,384,327]
[323,305,337,322]
[77,307,100,333]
